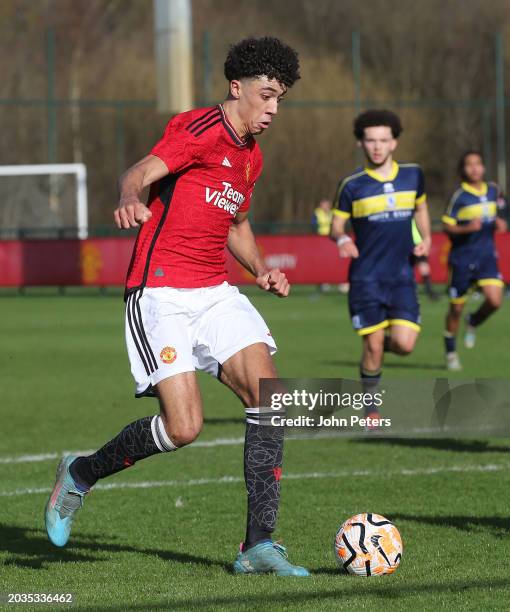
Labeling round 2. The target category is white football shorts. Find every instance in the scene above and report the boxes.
[125,282,277,397]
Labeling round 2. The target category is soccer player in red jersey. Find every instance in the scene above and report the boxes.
[45,38,309,576]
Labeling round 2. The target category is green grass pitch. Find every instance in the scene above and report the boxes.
[1,286,509,611]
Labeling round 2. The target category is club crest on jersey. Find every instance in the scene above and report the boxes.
[245,161,251,184]
[383,182,395,193]
[205,181,245,216]
[160,346,177,364]
[386,194,396,209]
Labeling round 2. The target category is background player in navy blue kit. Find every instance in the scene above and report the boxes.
[442,150,507,370]
[331,110,431,418]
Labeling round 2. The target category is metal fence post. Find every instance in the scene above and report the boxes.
[495,32,507,193]
[115,103,126,175]
[482,102,493,179]
[352,31,362,167]
[46,27,57,163]
[202,30,212,106]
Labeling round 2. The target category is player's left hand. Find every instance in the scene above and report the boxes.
[413,236,431,257]
[256,268,290,298]
[495,217,508,232]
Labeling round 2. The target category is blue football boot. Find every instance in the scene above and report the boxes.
[45,455,88,547]
[233,541,310,576]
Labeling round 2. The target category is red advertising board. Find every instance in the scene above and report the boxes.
[0,233,508,287]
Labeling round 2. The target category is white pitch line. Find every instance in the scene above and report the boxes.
[0,453,57,464]
[0,440,246,465]
[0,463,508,498]
[0,431,352,466]
[0,450,90,465]
[1,429,509,466]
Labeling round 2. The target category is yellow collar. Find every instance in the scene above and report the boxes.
[365,161,399,182]
[462,181,488,197]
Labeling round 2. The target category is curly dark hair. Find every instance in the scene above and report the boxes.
[224,37,300,88]
[457,149,483,180]
[353,109,403,140]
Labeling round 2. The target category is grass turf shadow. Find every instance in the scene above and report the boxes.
[390,513,510,537]
[203,417,245,425]
[351,437,510,453]
[320,359,445,370]
[0,524,230,572]
[67,577,510,611]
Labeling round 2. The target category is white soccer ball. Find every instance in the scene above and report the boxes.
[334,513,402,576]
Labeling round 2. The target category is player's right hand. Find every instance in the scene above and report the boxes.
[338,241,359,259]
[256,268,290,298]
[467,218,482,232]
[114,198,152,229]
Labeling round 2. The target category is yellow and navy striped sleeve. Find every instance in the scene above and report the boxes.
[442,188,463,226]
[399,163,426,205]
[332,177,353,219]
[333,171,367,219]
[415,166,426,205]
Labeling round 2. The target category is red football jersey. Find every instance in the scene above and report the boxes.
[126,104,263,290]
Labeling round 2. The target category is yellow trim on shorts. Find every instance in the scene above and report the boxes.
[388,319,421,332]
[449,278,503,305]
[357,320,389,336]
[478,278,504,288]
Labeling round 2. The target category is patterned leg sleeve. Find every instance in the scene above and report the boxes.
[70,415,176,488]
[244,408,284,548]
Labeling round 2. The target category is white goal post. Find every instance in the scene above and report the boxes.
[0,163,88,239]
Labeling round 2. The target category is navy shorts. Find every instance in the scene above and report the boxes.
[348,280,421,336]
[448,252,504,303]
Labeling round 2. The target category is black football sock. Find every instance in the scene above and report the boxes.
[360,365,382,417]
[70,415,176,489]
[422,274,434,297]
[244,408,284,550]
[444,331,456,354]
[468,302,497,328]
